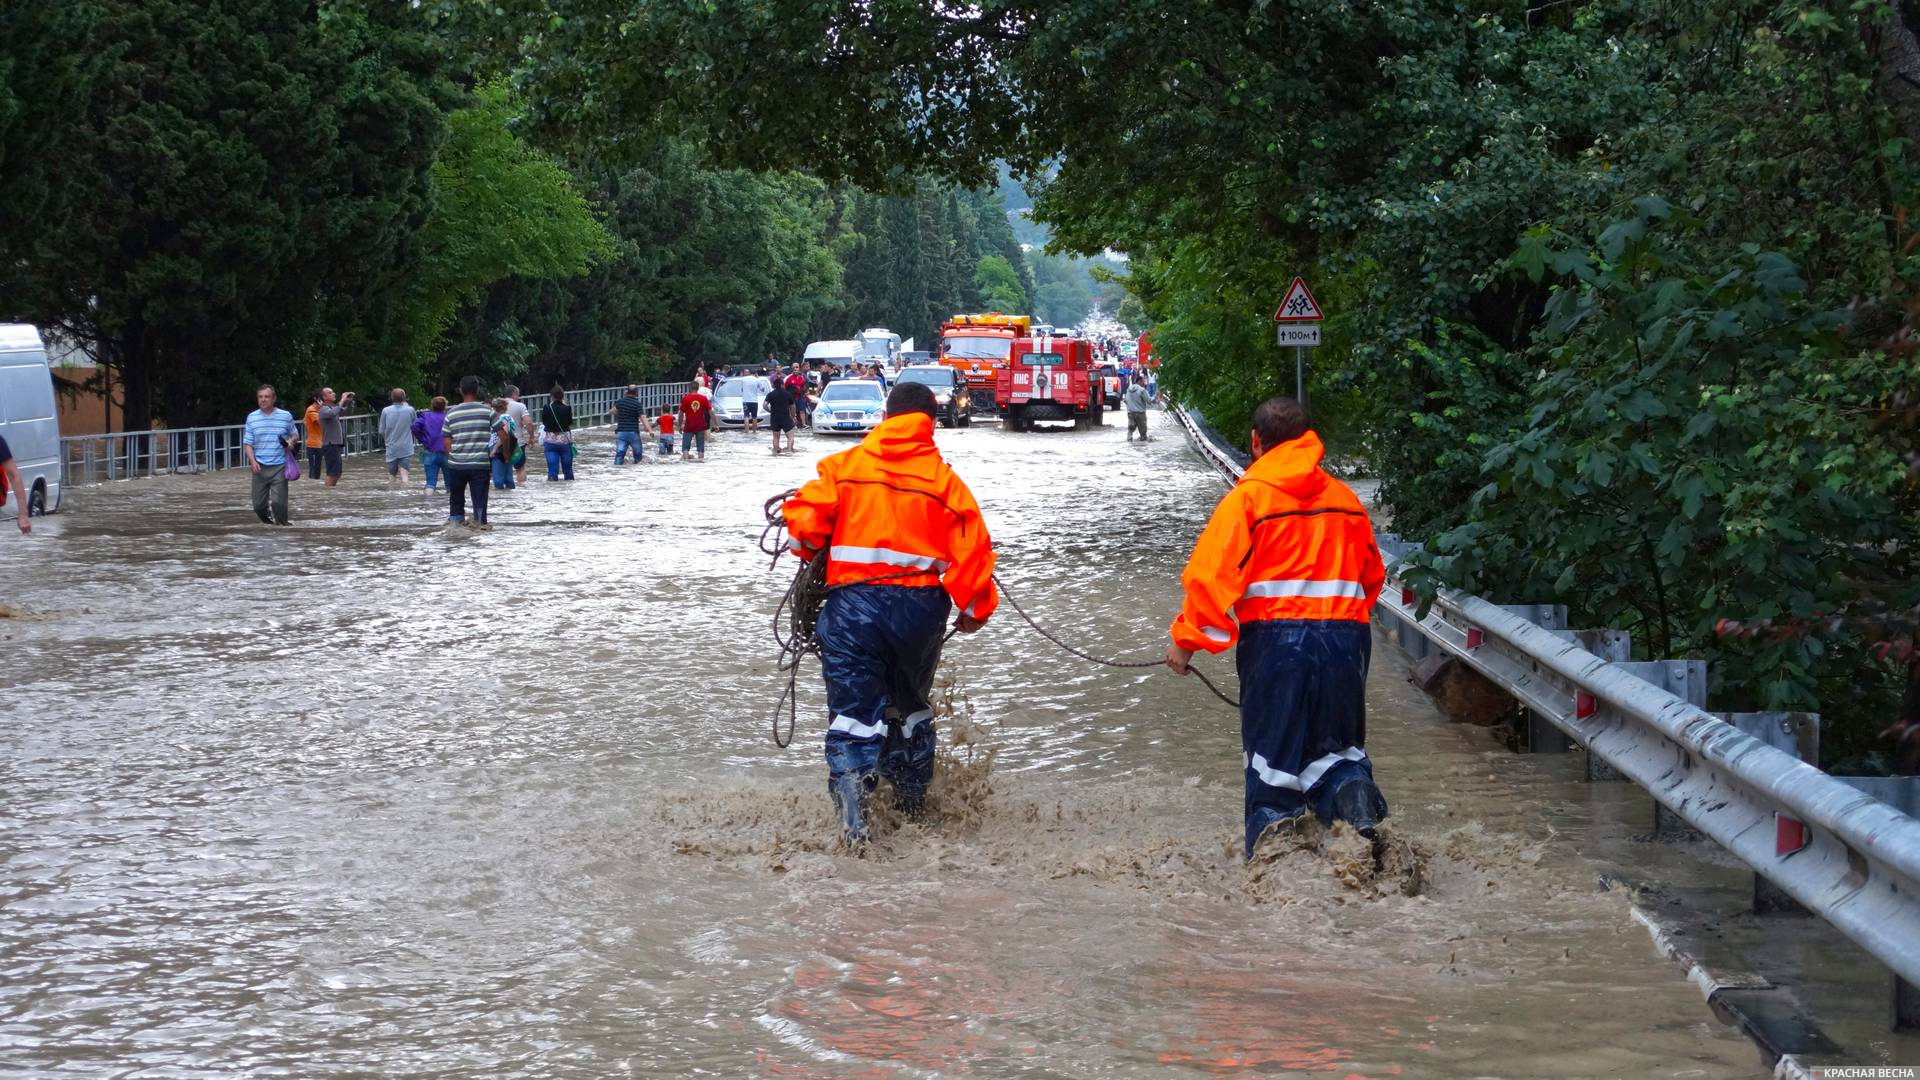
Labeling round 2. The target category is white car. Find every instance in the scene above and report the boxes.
[812,379,886,435]
[713,378,748,428]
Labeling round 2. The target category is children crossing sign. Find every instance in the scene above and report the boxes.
[1274,277,1324,322]
[1275,276,1322,405]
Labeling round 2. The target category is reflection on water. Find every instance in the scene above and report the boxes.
[0,415,1758,1075]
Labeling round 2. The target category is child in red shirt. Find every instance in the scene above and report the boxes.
[655,410,675,457]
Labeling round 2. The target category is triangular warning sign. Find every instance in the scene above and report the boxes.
[1274,277,1323,322]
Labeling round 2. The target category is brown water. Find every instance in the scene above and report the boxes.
[0,414,1763,1076]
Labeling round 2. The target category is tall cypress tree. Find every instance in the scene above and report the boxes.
[0,0,449,427]
[945,189,983,311]
[884,192,928,342]
[968,187,1032,313]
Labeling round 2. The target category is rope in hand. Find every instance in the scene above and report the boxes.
[989,572,1240,708]
[761,490,1242,746]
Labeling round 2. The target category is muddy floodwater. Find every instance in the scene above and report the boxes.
[1,412,1766,1077]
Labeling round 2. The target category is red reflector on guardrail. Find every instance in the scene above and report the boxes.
[1466,627,1484,649]
[1575,691,1596,719]
[1776,814,1809,856]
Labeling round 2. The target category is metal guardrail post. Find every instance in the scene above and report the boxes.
[1827,774,1920,1030]
[1733,713,1823,915]
[1626,661,1711,841]
[1497,605,1574,753]
[1559,630,1634,779]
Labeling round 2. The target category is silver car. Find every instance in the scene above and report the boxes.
[713,379,748,428]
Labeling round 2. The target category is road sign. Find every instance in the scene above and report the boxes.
[1276,325,1321,346]
[1274,277,1324,322]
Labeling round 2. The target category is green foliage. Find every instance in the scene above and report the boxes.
[1029,250,1095,327]
[438,141,842,388]
[321,81,615,395]
[974,256,1026,313]
[0,0,451,425]
[1403,205,1918,765]
[812,182,1024,349]
[489,0,1920,763]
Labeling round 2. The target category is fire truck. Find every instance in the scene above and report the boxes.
[940,313,1031,412]
[995,334,1105,432]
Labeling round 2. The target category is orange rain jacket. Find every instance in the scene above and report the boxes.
[1171,430,1383,653]
[783,412,999,621]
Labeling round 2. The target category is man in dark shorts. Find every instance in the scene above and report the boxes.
[316,387,354,486]
[1,432,31,534]
[765,376,798,455]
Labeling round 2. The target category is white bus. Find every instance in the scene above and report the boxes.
[855,328,901,367]
[0,324,62,516]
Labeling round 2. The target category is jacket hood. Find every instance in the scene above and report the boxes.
[861,412,941,480]
[1243,430,1329,499]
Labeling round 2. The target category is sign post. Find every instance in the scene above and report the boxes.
[1274,277,1324,406]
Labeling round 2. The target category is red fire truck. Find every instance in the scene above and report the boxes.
[995,334,1105,432]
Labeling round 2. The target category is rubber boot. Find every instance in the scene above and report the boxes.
[1328,772,1389,839]
[829,770,878,845]
[1245,804,1307,859]
[881,728,934,821]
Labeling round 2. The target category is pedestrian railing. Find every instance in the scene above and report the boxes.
[1169,403,1920,1029]
[58,381,694,488]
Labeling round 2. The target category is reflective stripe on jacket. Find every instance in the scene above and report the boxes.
[783,412,999,621]
[1170,430,1383,653]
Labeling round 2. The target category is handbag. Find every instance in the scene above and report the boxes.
[543,403,573,445]
[282,438,300,480]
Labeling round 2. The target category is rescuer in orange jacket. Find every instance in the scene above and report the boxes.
[1165,397,1389,856]
[782,381,998,843]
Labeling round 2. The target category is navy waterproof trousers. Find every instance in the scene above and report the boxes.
[817,584,950,838]
[1236,618,1381,855]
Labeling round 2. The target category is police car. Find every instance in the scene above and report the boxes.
[813,379,885,435]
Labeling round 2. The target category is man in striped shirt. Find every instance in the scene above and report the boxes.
[443,375,495,526]
[1165,396,1389,856]
[243,384,297,526]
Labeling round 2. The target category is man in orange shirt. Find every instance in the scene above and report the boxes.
[1165,397,1389,856]
[783,382,998,843]
[302,391,324,481]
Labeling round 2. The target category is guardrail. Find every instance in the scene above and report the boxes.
[59,381,693,487]
[1168,403,1920,1028]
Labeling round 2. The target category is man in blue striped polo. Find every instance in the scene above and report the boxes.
[243,384,298,526]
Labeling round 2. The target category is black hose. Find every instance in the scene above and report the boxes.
[761,491,1240,749]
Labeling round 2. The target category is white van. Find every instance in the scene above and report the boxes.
[803,339,861,366]
[0,324,63,516]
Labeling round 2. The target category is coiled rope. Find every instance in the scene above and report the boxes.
[759,490,1240,748]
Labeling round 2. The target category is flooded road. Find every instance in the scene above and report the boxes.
[0,413,1762,1076]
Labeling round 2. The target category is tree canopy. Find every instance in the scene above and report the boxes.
[5,0,1917,765]
[488,0,1920,768]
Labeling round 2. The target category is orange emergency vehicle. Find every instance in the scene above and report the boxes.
[940,313,1031,412]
